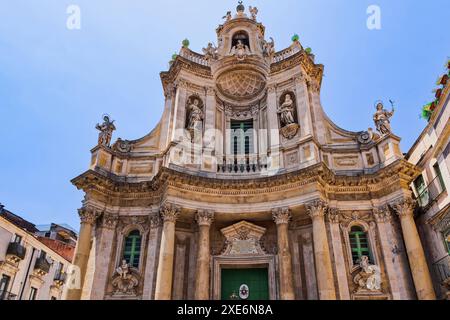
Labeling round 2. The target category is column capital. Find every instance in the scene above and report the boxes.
[149,213,162,228]
[100,212,119,229]
[391,198,415,218]
[196,210,214,227]
[306,200,328,220]
[293,73,306,85]
[160,203,181,223]
[272,208,291,225]
[267,85,277,94]
[307,79,321,93]
[78,207,99,225]
[327,207,340,224]
[205,86,215,96]
[373,206,392,223]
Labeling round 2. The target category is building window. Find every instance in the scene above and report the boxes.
[349,226,372,265]
[13,234,22,244]
[444,230,450,255]
[414,174,429,207]
[433,163,446,192]
[55,262,63,279]
[29,287,38,300]
[230,120,253,156]
[0,274,11,300]
[39,250,47,259]
[123,230,142,268]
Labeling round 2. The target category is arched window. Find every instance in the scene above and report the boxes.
[232,31,250,48]
[349,226,372,265]
[123,230,141,268]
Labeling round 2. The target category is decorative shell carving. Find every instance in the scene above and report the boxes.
[217,70,265,100]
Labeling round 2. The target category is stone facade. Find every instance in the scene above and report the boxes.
[406,68,450,300]
[67,4,436,300]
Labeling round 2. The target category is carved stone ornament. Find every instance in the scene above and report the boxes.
[78,207,99,225]
[353,256,382,293]
[160,203,181,223]
[196,210,214,226]
[112,138,132,153]
[280,123,300,140]
[225,105,259,119]
[278,93,299,139]
[220,221,267,256]
[328,208,340,223]
[391,197,415,218]
[101,213,119,229]
[149,213,162,228]
[306,200,328,220]
[111,260,140,296]
[217,70,265,100]
[372,206,392,223]
[272,208,291,225]
[373,101,395,135]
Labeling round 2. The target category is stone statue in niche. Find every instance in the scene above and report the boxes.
[353,256,382,292]
[373,101,395,135]
[186,97,204,131]
[231,40,251,61]
[277,93,299,139]
[96,115,116,147]
[111,260,139,295]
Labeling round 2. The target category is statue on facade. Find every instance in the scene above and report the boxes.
[202,42,218,61]
[231,40,251,61]
[249,6,258,20]
[111,260,139,295]
[222,11,232,22]
[95,115,116,147]
[353,256,382,292]
[187,98,204,131]
[262,37,275,58]
[277,94,296,126]
[277,93,299,139]
[373,101,395,135]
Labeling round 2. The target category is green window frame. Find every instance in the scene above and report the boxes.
[123,230,141,268]
[349,226,372,264]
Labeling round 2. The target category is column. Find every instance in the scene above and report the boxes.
[328,209,350,300]
[154,203,180,300]
[272,208,295,300]
[142,214,163,299]
[89,212,118,300]
[65,207,98,300]
[392,198,436,300]
[306,200,336,300]
[194,210,214,300]
[202,87,217,172]
[159,84,175,150]
[267,85,282,170]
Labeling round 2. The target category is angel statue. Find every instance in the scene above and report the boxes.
[277,94,296,126]
[115,260,130,279]
[353,256,382,292]
[249,6,258,20]
[231,40,251,61]
[96,115,116,147]
[373,100,395,135]
[262,37,275,58]
[222,11,232,22]
[187,98,204,131]
[202,42,218,61]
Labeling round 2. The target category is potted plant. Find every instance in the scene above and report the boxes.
[182,39,190,48]
[291,34,300,42]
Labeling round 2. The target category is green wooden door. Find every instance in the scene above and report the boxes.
[221,268,269,300]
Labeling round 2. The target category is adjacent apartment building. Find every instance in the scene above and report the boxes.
[0,204,76,300]
[406,63,450,299]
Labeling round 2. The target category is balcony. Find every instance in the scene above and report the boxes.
[433,255,450,295]
[6,242,26,263]
[53,272,66,287]
[217,155,268,175]
[0,290,17,300]
[33,257,51,276]
[416,175,446,209]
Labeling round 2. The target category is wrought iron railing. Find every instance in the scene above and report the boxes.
[217,155,267,174]
[433,255,450,284]
[416,175,446,208]
[34,257,51,274]
[6,242,26,261]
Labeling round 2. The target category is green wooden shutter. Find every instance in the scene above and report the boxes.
[123,230,142,268]
[349,226,371,264]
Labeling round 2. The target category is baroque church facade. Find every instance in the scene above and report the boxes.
[66,4,437,300]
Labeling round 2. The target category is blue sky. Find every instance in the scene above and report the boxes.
[0,0,449,229]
